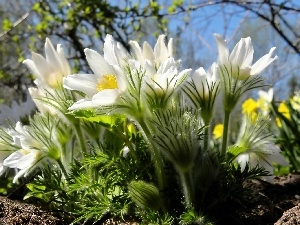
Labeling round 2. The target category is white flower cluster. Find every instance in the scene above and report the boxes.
[0,33,287,184]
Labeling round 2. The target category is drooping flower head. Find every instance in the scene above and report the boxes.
[214,34,278,80]
[234,115,288,182]
[63,35,128,110]
[3,122,49,183]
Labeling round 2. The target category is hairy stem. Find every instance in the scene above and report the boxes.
[221,110,231,156]
[180,170,194,208]
[138,120,164,192]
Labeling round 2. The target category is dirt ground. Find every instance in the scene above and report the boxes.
[0,174,300,225]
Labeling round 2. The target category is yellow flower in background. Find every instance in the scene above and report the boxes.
[276,117,282,128]
[242,98,258,115]
[278,102,291,120]
[213,124,223,139]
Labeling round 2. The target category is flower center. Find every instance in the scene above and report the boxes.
[97,74,118,92]
[20,149,31,155]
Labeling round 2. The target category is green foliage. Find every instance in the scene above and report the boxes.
[2,18,13,31]
[271,98,300,171]
[0,175,15,196]
[24,167,71,210]
[180,210,214,225]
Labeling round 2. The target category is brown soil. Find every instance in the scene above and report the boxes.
[0,174,300,225]
[0,196,68,225]
[227,174,300,225]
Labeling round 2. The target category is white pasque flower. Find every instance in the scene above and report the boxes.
[3,122,47,183]
[184,63,219,123]
[186,63,219,103]
[23,38,71,88]
[214,34,278,80]
[144,57,191,98]
[129,34,173,68]
[63,35,128,110]
[235,116,288,182]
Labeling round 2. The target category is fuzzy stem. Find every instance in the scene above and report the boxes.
[138,120,164,192]
[221,110,231,156]
[74,123,87,156]
[57,159,68,178]
[203,125,209,151]
[180,170,194,208]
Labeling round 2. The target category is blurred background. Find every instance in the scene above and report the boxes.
[0,0,299,124]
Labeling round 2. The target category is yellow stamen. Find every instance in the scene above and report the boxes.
[97,74,118,91]
[20,149,31,155]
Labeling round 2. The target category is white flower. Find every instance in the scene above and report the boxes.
[129,34,173,68]
[4,149,46,183]
[234,115,288,182]
[183,63,219,123]
[257,88,273,116]
[144,57,191,100]
[23,38,71,88]
[63,35,128,110]
[214,34,278,80]
[4,122,48,183]
[187,63,219,102]
[236,142,288,182]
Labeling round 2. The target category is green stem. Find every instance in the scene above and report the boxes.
[57,159,68,178]
[203,125,209,151]
[74,123,87,156]
[180,170,193,208]
[221,110,231,156]
[138,120,164,192]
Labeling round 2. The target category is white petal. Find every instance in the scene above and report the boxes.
[13,168,27,183]
[103,34,118,65]
[229,37,254,68]
[92,89,120,105]
[84,48,114,77]
[250,47,278,75]
[57,44,71,76]
[143,42,155,65]
[17,151,40,170]
[115,42,129,67]
[68,98,95,110]
[45,38,62,72]
[236,153,249,172]
[167,38,173,57]
[23,59,42,80]
[63,74,98,97]
[112,65,127,92]
[214,34,229,65]
[144,60,156,77]
[154,34,169,66]
[3,151,23,168]
[129,40,144,63]
[31,52,55,84]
